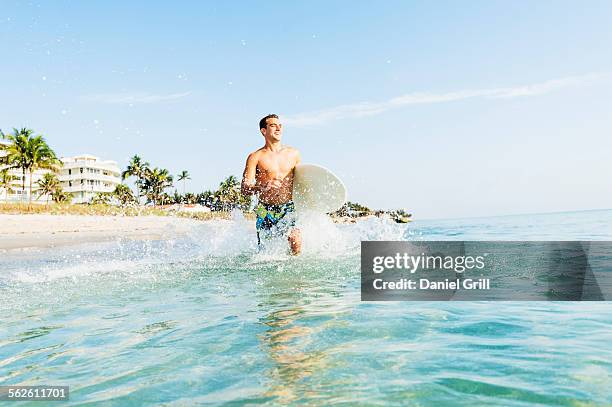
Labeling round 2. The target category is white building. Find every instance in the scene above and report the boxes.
[1,139,122,204]
[59,154,121,204]
[0,139,52,203]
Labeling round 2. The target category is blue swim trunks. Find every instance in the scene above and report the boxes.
[255,201,296,245]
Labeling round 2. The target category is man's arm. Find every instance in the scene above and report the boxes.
[241,152,259,196]
[295,149,301,166]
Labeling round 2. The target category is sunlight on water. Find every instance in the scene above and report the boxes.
[1,210,611,405]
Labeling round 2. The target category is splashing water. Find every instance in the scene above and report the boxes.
[1,210,611,405]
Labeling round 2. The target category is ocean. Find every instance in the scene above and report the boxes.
[1,209,611,405]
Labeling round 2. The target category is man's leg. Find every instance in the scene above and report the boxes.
[288,228,301,255]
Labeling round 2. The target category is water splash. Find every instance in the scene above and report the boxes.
[1,210,612,405]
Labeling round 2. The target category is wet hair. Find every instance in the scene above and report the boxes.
[259,114,279,130]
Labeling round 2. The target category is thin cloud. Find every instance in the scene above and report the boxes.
[83,91,191,104]
[283,73,607,126]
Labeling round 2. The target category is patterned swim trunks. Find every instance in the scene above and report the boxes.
[255,201,296,245]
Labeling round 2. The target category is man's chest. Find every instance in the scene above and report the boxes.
[257,152,295,175]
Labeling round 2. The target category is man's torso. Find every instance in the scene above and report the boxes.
[254,146,299,205]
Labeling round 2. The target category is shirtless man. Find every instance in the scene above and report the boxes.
[241,114,302,254]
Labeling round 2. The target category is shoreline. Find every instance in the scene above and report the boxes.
[0,212,397,251]
[0,214,204,251]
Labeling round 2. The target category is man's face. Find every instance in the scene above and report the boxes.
[262,117,282,141]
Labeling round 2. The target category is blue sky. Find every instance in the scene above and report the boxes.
[1,1,611,218]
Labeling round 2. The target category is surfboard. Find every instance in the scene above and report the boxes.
[292,164,347,213]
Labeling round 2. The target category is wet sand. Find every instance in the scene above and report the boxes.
[0,214,200,250]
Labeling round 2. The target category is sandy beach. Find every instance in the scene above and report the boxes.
[0,214,201,250]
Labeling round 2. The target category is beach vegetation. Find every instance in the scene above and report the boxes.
[177,170,191,196]
[331,201,412,223]
[52,188,72,204]
[387,208,412,223]
[119,153,253,211]
[216,175,241,211]
[114,183,137,206]
[0,128,61,207]
[121,155,177,206]
[0,201,250,220]
[91,192,112,205]
[36,173,61,205]
[332,201,373,217]
[0,169,16,202]
[197,190,215,208]
[183,192,197,204]
[92,183,137,206]
[143,167,174,206]
[212,175,252,211]
[121,155,149,204]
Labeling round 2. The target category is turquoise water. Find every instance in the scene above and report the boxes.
[1,209,611,406]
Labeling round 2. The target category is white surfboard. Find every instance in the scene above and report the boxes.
[292,164,347,213]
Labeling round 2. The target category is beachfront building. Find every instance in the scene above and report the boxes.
[1,139,122,204]
[58,155,121,204]
[0,139,53,203]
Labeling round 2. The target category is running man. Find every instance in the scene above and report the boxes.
[241,114,302,254]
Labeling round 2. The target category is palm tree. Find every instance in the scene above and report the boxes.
[216,175,241,211]
[121,155,149,205]
[37,173,60,205]
[197,190,214,207]
[219,175,239,191]
[1,128,31,201]
[113,184,136,206]
[53,189,71,203]
[53,189,72,203]
[0,169,15,203]
[177,170,191,196]
[183,192,196,204]
[159,192,172,205]
[25,136,61,206]
[172,189,182,204]
[91,192,112,205]
[1,128,61,206]
[143,167,173,206]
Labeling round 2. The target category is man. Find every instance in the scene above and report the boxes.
[241,114,302,254]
